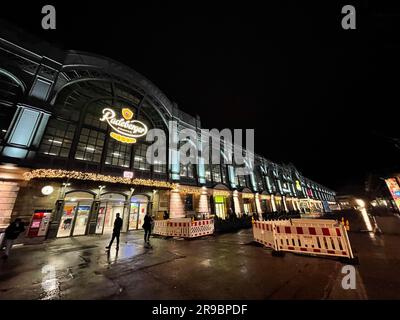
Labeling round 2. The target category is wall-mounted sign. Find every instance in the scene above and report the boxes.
[100,107,148,144]
[385,178,400,211]
[41,185,54,195]
[123,171,134,179]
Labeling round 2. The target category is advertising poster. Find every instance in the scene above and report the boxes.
[385,178,400,211]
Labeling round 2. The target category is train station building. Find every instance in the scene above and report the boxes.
[0,26,337,241]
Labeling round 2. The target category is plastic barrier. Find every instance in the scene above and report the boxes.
[153,220,169,236]
[274,223,354,259]
[153,218,214,238]
[253,219,355,260]
[253,221,276,249]
[167,220,190,237]
[190,219,214,237]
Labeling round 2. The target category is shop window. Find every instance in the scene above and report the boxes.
[214,195,227,219]
[39,119,76,157]
[133,143,150,171]
[75,128,105,163]
[105,138,132,168]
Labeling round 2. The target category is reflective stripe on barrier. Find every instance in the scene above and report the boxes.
[252,219,354,259]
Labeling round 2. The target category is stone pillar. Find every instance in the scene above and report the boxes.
[283,196,289,212]
[233,190,241,217]
[197,187,209,216]
[271,194,277,212]
[169,188,185,219]
[254,193,262,219]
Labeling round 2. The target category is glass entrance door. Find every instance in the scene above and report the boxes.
[95,206,106,234]
[72,203,91,236]
[214,196,227,219]
[128,202,148,230]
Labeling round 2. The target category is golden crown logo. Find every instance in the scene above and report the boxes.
[122,108,134,120]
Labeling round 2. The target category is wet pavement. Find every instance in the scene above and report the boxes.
[0,228,399,300]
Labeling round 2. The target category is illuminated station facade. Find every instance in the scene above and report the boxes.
[0,31,337,240]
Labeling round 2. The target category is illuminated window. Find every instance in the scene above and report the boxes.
[204,164,212,181]
[39,119,75,157]
[75,128,105,163]
[221,165,228,184]
[84,100,109,130]
[212,164,222,183]
[133,143,150,171]
[105,139,132,168]
[180,163,195,178]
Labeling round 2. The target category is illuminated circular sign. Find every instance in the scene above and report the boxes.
[100,108,148,144]
[41,185,54,195]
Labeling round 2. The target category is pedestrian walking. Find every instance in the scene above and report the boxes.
[105,213,123,251]
[142,212,153,244]
[2,218,25,259]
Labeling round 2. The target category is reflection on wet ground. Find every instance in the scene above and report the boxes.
[0,228,399,299]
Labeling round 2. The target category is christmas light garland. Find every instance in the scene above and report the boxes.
[23,169,177,189]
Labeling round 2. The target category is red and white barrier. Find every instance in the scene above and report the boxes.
[153,218,214,238]
[189,219,214,237]
[253,221,276,249]
[253,219,354,259]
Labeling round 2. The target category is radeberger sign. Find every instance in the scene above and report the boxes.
[100,107,148,144]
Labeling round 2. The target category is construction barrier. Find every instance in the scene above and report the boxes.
[189,219,214,238]
[253,221,275,249]
[253,219,355,260]
[153,218,214,238]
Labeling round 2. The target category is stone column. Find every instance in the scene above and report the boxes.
[197,187,209,216]
[169,188,185,219]
[271,194,277,212]
[254,193,262,219]
[233,190,241,217]
[283,196,289,212]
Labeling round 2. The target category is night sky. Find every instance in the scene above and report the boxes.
[2,1,400,192]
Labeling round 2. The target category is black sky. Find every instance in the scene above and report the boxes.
[2,1,400,192]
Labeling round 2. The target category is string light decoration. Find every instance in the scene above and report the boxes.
[212,190,231,197]
[23,169,177,189]
[176,185,204,195]
[241,193,255,199]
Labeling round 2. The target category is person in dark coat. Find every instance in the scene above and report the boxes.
[163,211,169,220]
[142,212,153,244]
[106,213,123,250]
[3,218,25,259]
